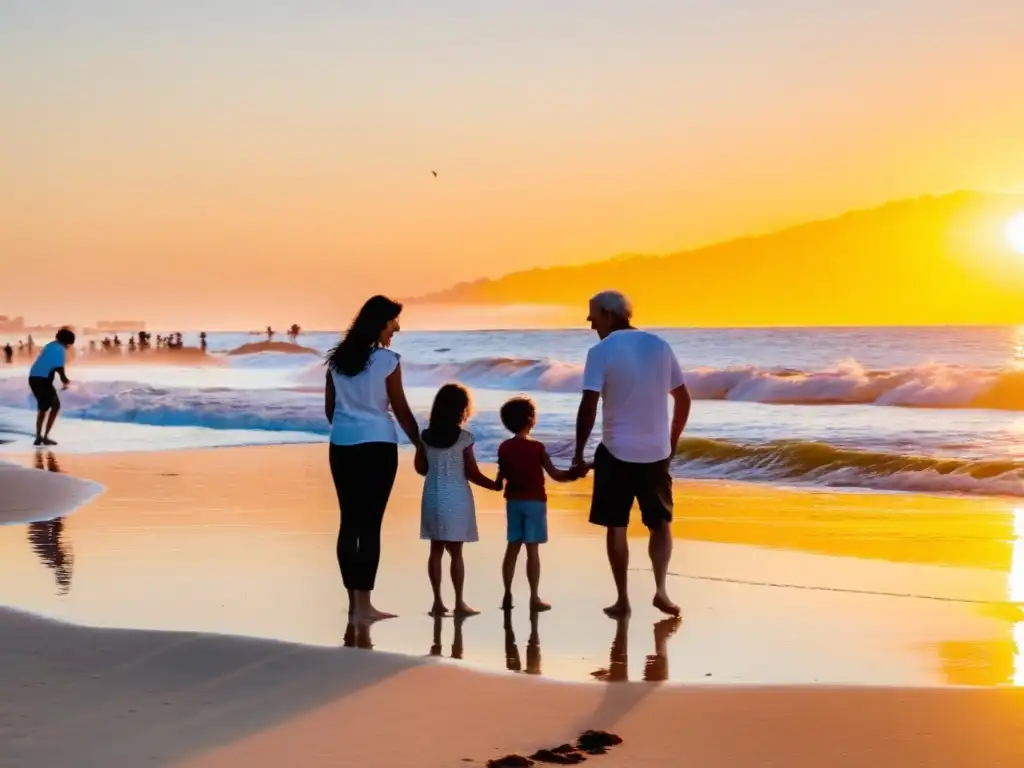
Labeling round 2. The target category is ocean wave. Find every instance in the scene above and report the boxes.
[674,436,1024,497]
[4,373,1024,498]
[297,356,1024,411]
[0,378,511,448]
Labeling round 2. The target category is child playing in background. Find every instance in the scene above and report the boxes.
[28,327,75,447]
[497,396,579,612]
[418,383,502,617]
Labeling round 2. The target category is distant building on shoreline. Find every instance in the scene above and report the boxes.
[0,315,25,333]
[90,320,146,333]
[0,315,75,335]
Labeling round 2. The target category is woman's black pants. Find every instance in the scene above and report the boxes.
[328,442,399,591]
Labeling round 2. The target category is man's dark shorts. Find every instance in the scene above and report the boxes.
[28,376,59,412]
[589,443,673,529]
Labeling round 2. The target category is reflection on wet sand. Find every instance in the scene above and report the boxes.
[34,451,62,474]
[343,621,374,650]
[431,614,468,660]
[504,608,541,675]
[27,451,74,595]
[591,616,682,683]
[1012,508,1024,686]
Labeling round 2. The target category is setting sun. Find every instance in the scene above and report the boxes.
[1008,214,1024,255]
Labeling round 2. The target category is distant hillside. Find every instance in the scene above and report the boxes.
[410,192,1024,326]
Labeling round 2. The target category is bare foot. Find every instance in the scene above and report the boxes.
[41,437,57,446]
[653,593,681,616]
[429,602,449,617]
[530,598,552,612]
[358,605,397,622]
[454,603,480,616]
[501,594,513,610]
[603,599,631,617]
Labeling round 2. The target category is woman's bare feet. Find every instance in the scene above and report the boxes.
[454,602,480,616]
[603,599,631,617]
[429,602,449,617]
[356,602,397,623]
[652,592,680,616]
[529,598,552,612]
[501,594,514,610]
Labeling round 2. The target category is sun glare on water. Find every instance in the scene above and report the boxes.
[1012,509,1024,685]
[1007,214,1024,256]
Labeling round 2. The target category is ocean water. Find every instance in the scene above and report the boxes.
[4,326,1024,498]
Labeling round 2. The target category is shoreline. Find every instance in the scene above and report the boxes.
[0,458,104,526]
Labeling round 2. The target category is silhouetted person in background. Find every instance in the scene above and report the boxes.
[266,325,275,342]
[3,343,12,364]
[27,334,35,355]
[128,336,136,353]
[29,327,75,447]
[199,331,207,352]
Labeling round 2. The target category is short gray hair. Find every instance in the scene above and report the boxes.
[589,290,633,320]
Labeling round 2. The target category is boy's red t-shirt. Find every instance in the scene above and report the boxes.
[497,437,547,501]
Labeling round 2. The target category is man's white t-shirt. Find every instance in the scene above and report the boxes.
[328,348,401,446]
[581,329,686,464]
[29,341,67,380]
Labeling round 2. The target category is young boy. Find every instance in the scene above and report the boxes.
[496,396,579,612]
[28,327,75,447]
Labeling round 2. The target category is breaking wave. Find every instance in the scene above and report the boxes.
[292,356,1024,411]
[674,437,1024,497]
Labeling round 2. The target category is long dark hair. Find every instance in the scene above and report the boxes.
[422,383,471,449]
[326,295,402,377]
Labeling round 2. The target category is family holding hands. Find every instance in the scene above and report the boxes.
[325,290,691,625]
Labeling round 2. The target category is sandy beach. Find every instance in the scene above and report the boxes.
[2,444,1024,765]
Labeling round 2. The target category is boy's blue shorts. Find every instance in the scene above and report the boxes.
[506,500,548,544]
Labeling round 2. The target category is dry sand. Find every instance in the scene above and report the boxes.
[2,445,1024,766]
[2,607,1024,767]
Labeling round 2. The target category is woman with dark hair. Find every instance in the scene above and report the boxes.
[325,295,425,622]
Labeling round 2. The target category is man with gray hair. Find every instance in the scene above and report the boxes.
[572,290,691,616]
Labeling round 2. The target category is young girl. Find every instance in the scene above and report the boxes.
[418,383,501,617]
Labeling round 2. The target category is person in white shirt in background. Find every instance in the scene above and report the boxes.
[572,291,691,617]
[28,327,76,447]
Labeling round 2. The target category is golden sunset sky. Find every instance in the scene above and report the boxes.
[2,1,1023,329]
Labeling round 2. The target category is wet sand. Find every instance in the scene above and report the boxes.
[1,445,1023,686]
[3,444,1024,764]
